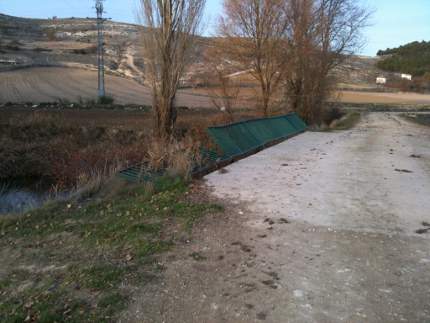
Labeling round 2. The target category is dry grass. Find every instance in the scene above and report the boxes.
[330,112,362,130]
[146,137,201,179]
[69,162,125,201]
[0,111,147,189]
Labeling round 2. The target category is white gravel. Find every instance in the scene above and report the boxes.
[206,112,430,236]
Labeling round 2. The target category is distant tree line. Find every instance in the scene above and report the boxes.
[377,41,430,77]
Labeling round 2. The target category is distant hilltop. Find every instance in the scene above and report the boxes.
[377,41,430,77]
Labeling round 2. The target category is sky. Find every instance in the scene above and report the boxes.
[0,0,429,56]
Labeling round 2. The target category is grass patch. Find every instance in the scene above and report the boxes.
[331,112,362,130]
[97,292,128,318]
[0,286,128,322]
[403,114,430,127]
[0,289,91,323]
[78,264,126,290]
[0,178,222,322]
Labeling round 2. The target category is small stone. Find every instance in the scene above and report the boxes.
[257,312,267,320]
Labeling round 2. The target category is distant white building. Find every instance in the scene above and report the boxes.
[0,59,17,65]
[376,76,387,85]
[401,74,412,81]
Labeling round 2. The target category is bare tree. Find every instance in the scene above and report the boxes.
[285,0,370,124]
[203,44,241,121]
[219,0,289,116]
[138,0,206,139]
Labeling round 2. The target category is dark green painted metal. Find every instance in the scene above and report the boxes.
[206,113,307,161]
[207,127,242,156]
[287,113,308,131]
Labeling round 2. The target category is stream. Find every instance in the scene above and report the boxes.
[0,183,52,215]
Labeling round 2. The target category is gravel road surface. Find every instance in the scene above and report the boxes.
[125,113,430,323]
[205,113,430,322]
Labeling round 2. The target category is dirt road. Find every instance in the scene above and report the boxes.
[124,113,430,323]
[337,91,430,105]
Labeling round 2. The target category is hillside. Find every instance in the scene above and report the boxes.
[0,14,380,86]
[334,55,382,89]
[0,14,145,81]
[4,14,428,106]
[0,14,209,83]
[377,41,430,77]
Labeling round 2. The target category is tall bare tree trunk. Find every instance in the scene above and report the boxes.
[139,0,206,140]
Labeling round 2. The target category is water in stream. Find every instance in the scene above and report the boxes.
[0,184,50,215]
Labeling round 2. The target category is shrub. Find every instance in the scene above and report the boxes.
[50,143,146,189]
[98,96,115,105]
[45,28,57,41]
[33,47,52,52]
[0,112,146,189]
[322,107,345,126]
[72,46,97,55]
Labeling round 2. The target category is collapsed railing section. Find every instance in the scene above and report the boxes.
[204,113,306,162]
[119,112,307,182]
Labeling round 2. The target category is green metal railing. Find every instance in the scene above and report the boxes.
[119,112,307,182]
[205,113,306,162]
